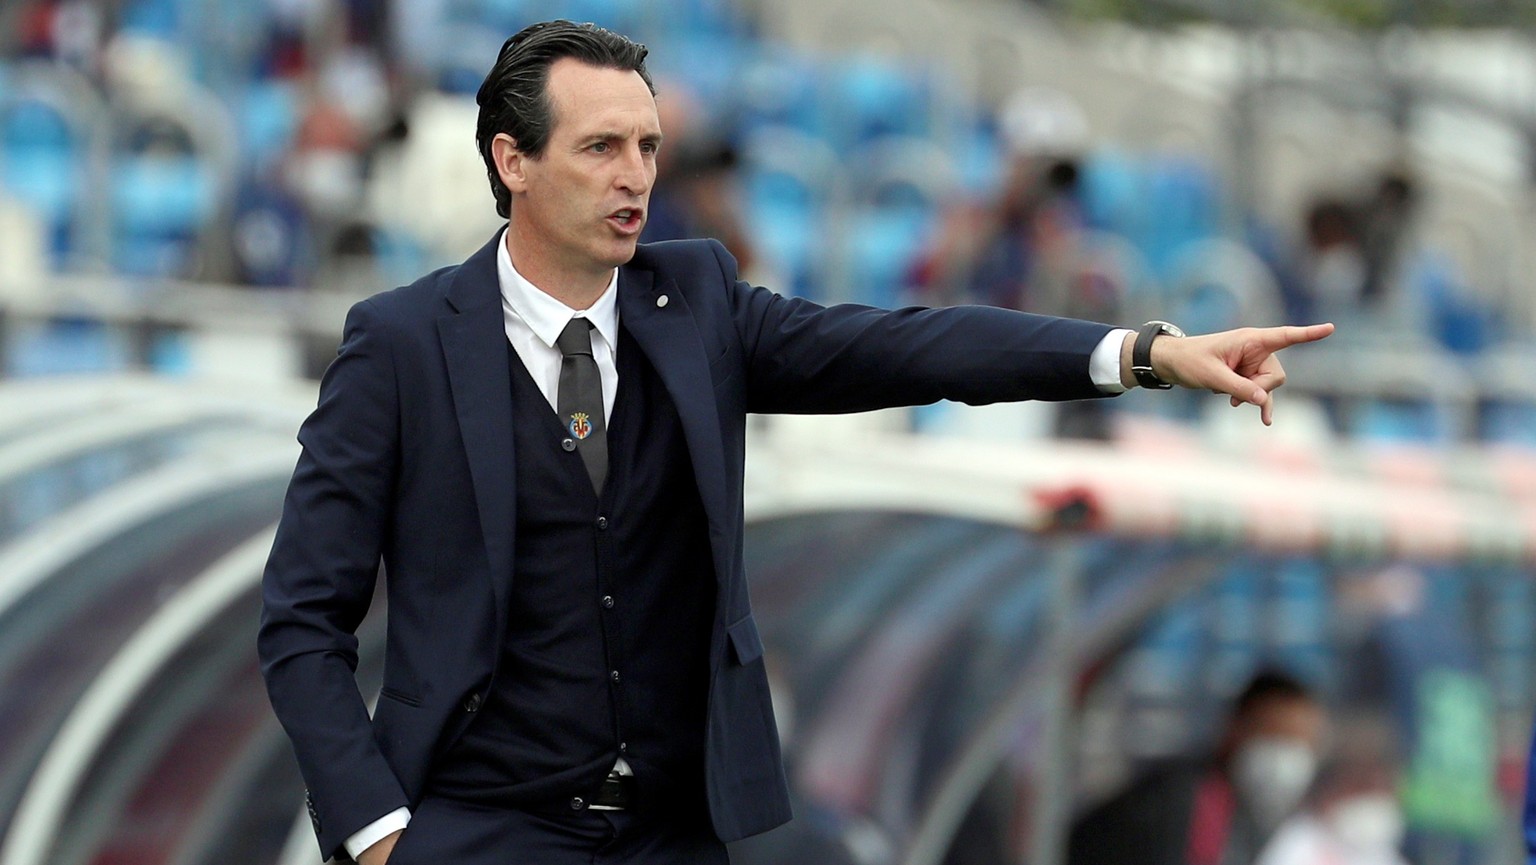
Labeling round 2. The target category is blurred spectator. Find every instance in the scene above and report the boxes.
[1357,170,1417,309]
[1299,197,1365,325]
[913,86,1093,315]
[640,80,761,282]
[1067,669,1328,865]
[1296,169,1419,331]
[1256,719,1408,865]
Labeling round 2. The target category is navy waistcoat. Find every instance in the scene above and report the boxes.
[428,326,717,813]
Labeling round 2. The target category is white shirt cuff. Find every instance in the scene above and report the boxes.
[344,807,411,861]
[1091,329,1135,393]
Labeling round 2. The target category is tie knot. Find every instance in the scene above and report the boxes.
[556,318,595,358]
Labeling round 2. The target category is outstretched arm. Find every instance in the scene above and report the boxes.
[1119,323,1336,426]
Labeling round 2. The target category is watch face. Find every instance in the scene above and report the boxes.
[1151,320,1186,339]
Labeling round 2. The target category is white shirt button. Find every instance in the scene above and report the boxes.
[656,294,669,308]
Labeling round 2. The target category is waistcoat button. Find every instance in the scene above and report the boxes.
[570,797,585,810]
[462,693,481,712]
[602,595,615,609]
[561,438,576,452]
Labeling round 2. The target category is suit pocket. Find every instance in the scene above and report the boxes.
[378,686,422,707]
[727,613,764,666]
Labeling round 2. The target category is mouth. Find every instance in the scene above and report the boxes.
[607,208,644,235]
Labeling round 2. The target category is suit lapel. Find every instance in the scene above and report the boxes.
[618,265,732,590]
[439,234,515,618]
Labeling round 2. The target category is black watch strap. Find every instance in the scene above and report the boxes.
[1132,321,1183,389]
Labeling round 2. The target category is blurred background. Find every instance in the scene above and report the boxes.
[1,0,1535,863]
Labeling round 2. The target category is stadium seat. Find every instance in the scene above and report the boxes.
[737,45,822,137]
[1349,396,1454,444]
[839,204,934,308]
[817,55,931,149]
[110,151,215,276]
[236,79,298,171]
[0,98,82,261]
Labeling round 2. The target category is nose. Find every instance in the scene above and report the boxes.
[614,143,652,197]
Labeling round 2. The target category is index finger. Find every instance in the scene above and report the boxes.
[1253,322,1335,350]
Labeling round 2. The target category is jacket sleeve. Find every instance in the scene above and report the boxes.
[257,297,409,861]
[710,241,1118,415]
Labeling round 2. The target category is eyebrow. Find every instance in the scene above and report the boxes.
[581,131,664,146]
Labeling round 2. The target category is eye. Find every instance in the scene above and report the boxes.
[590,141,610,153]
[640,141,659,155]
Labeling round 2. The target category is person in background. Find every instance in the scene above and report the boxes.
[1256,718,1408,865]
[912,86,1093,314]
[1068,669,1329,865]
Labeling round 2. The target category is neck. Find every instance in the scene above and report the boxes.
[504,224,612,310]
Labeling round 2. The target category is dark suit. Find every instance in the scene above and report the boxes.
[258,233,1115,861]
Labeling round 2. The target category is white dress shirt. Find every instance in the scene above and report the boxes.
[344,232,1132,859]
[498,232,621,421]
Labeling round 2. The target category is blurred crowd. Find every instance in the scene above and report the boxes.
[0,0,1528,439]
[1069,671,1412,865]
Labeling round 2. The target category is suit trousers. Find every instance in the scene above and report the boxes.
[379,794,730,865]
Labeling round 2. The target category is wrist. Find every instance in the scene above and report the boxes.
[1131,320,1184,389]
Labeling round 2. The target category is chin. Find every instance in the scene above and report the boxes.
[601,241,640,266]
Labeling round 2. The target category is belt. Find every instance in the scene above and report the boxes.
[588,771,636,811]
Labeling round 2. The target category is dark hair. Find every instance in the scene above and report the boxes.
[1233,668,1315,717]
[475,20,655,218]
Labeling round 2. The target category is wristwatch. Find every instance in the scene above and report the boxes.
[1131,320,1185,389]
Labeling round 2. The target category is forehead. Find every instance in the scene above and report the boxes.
[1243,695,1326,741]
[545,57,658,136]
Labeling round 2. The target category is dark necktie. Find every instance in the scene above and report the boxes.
[556,318,607,494]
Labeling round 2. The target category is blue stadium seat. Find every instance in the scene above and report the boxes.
[119,0,181,37]
[435,22,506,94]
[840,204,933,308]
[1349,397,1452,444]
[237,80,298,171]
[548,0,646,32]
[1479,399,1536,447]
[648,33,746,109]
[737,46,821,137]
[1077,151,1141,236]
[1,98,82,259]
[7,319,131,376]
[476,0,535,29]
[1141,157,1219,279]
[817,56,930,149]
[110,153,215,276]
[952,125,1005,198]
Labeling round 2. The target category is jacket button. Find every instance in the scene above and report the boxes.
[601,595,615,609]
[610,670,621,683]
[595,516,608,530]
[463,693,481,713]
[561,438,576,452]
[570,796,585,810]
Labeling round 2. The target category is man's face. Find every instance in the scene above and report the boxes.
[504,58,660,281]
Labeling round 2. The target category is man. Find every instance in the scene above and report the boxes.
[257,20,1334,865]
[1068,670,1330,865]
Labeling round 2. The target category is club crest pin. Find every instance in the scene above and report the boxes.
[568,412,593,440]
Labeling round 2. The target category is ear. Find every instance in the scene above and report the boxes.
[491,133,527,194]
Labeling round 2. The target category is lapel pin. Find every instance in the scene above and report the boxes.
[656,294,669,308]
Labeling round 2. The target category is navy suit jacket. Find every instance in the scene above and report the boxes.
[258,233,1116,860]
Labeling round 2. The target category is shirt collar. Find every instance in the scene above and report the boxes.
[496,228,620,350]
